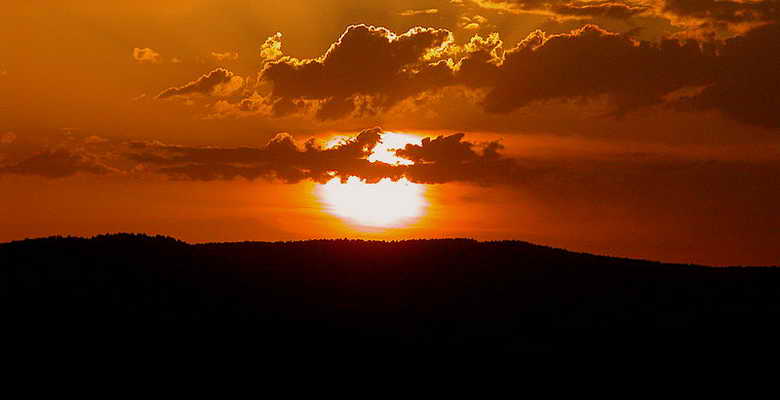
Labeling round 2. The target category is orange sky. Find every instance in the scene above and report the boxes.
[1,0,779,265]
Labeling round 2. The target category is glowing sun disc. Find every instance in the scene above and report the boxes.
[317,132,427,228]
[318,177,427,227]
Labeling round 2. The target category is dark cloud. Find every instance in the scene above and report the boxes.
[128,126,780,203]
[450,22,779,128]
[0,149,115,178]
[552,2,647,19]
[396,133,526,185]
[128,127,386,183]
[676,23,780,128]
[662,0,779,25]
[474,0,779,26]
[157,68,244,99]
[127,128,526,185]
[261,24,454,120]
[257,22,777,128]
[164,20,778,129]
[473,25,714,116]
[473,0,649,19]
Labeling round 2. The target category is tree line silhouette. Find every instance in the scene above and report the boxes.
[3,234,780,351]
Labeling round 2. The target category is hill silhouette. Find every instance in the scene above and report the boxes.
[3,234,780,351]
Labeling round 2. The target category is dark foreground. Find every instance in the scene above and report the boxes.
[3,234,780,351]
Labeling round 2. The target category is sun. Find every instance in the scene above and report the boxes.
[318,176,427,227]
[317,132,428,228]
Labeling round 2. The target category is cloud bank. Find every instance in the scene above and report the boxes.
[0,149,116,178]
[126,128,526,185]
[176,21,778,129]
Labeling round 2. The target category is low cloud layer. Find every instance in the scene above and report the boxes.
[128,128,386,183]
[0,149,115,178]
[125,128,526,185]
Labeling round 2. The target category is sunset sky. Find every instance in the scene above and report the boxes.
[1,0,778,265]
